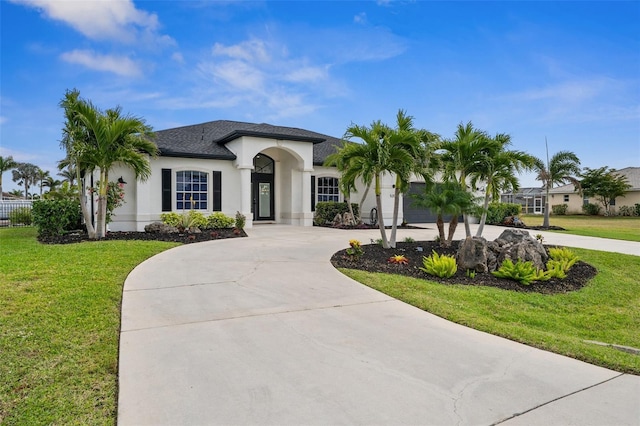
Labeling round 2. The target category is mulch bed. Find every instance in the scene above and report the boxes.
[331,240,597,294]
[37,228,247,245]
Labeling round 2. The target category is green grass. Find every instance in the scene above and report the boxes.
[341,247,640,374]
[521,214,640,242]
[0,227,178,425]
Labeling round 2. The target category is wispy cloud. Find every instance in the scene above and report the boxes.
[60,49,142,77]
[212,39,270,63]
[10,0,173,46]
[354,12,367,24]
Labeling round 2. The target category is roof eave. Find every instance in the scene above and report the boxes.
[216,130,326,145]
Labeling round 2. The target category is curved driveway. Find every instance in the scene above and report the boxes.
[118,225,639,425]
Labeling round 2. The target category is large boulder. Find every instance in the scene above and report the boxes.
[457,237,490,273]
[496,228,536,244]
[144,222,179,234]
[493,229,548,270]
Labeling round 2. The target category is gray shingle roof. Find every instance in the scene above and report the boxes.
[152,120,344,164]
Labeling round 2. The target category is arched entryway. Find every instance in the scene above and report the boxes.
[251,154,275,221]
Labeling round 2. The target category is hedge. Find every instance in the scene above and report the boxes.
[485,203,522,225]
[314,202,360,225]
[32,199,82,237]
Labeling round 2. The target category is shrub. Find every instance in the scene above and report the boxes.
[636,204,640,216]
[9,206,32,225]
[188,211,207,229]
[618,205,638,217]
[314,202,360,226]
[206,212,235,229]
[486,203,522,225]
[235,211,246,230]
[582,203,600,216]
[32,199,81,237]
[551,204,568,215]
[548,247,579,272]
[160,212,182,227]
[492,259,547,285]
[420,250,457,278]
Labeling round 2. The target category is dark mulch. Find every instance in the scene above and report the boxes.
[331,240,597,294]
[37,228,247,245]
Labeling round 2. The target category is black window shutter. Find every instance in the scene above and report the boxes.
[161,169,172,211]
[311,175,316,212]
[212,171,222,211]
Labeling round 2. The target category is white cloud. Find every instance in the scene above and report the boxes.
[60,49,142,77]
[171,52,185,63]
[284,66,328,83]
[212,39,270,63]
[10,0,173,45]
[354,12,367,24]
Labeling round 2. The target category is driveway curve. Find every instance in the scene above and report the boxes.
[118,224,639,425]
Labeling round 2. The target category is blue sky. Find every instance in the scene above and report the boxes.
[1,0,639,193]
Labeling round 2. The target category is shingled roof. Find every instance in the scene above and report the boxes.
[152,120,344,165]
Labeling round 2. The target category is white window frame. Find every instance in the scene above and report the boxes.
[316,176,340,203]
[176,170,209,211]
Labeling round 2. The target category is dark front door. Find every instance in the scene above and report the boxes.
[252,154,275,221]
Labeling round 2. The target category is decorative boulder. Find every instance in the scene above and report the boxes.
[333,213,343,227]
[144,222,179,234]
[493,229,548,270]
[457,237,490,273]
[342,212,355,226]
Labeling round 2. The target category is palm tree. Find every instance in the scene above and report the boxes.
[36,168,50,197]
[533,150,581,228]
[411,181,474,247]
[42,176,63,192]
[439,122,495,237]
[0,155,17,199]
[11,162,39,199]
[64,95,158,238]
[57,164,77,186]
[386,110,438,248]
[471,133,537,237]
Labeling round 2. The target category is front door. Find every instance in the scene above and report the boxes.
[252,154,275,221]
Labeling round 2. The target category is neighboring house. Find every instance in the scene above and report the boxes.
[501,187,546,215]
[548,166,640,214]
[108,120,399,231]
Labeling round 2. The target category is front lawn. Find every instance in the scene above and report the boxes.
[341,247,640,374]
[0,227,177,425]
[521,214,640,242]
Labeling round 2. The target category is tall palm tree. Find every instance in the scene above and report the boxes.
[471,133,536,237]
[411,181,474,247]
[533,150,581,228]
[11,162,39,199]
[57,164,77,187]
[61,90,158,238]
[0,155,17,199]
[42,176,63,192]
[439,122,494,237]
[36,168,50,197]
[386,110,438,248]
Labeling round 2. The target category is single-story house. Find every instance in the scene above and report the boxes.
[108,120,411,231]
[548,166,640,214]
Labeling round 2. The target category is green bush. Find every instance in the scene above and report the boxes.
[206,212,235,229]
[636,204,640,216]
[420,250,457,278]
[32,199,81,237]
[235,211,246,230]
[551,204,568,215]
[486,203,522,225]
[547,247,578,272]
[492,259,547,285]
[582,203,601,216]
[9,206,33,225]
[314,202,360,226]
[618,205,638,217]
[160,212,182,227]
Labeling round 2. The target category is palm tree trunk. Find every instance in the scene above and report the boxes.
[447,214,459,246]
[346,196,355,226]
[96,170,108,238]
[436,215,446,247]
[543,185,550,228]
[375,174,390,249]
[389,176,401,248]
[78,174,96,239]
[357,182,371,223]
[475,191,491,237]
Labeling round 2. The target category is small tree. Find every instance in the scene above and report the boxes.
[580,167,631,215]
[0,155,18,199]
[11,162,39,199]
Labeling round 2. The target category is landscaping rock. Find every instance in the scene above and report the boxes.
[144,222,179,234]
[456,236,490,273]
[496,239,548,270]
[496,228,536,244]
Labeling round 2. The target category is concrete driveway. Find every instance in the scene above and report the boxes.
[118,224,639,425]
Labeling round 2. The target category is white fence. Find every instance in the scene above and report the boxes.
[0,200,33,225]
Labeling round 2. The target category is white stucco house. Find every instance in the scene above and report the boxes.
[107,120,410,231]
